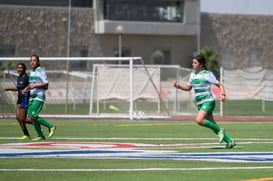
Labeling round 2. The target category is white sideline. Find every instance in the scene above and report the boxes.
[0,137,273,141]
[1,166,273,172]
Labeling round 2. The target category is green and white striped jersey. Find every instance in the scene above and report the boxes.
[29,67,48,102]
[188,70,219,105]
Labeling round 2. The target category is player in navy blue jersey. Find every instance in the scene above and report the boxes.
[4,63,31,140]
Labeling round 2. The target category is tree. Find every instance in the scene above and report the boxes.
[200,48,220,79]
[0,61,16,77]
[151,50,165,64]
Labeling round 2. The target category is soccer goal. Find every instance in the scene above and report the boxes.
[0,57,197,119]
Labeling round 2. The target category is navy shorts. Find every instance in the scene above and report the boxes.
[17,94,29,109]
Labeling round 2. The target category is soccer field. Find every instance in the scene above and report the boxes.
[0,118,273,181]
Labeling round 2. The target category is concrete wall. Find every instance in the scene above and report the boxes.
[98,34,196,67]
[201,13,273,68]
[0,7,102,57]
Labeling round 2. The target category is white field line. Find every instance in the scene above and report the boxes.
[1,137,273,141]
[1,166,273,172]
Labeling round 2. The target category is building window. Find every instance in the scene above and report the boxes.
[151,49,171,64]
[69,47,88,70]
[103,0,184,23]
[71,0,93,7]
[70,48,88,57]
[0,0,93,8]
[249,48,263,67]
[113,48,131,64]
[221,48,234,68]
[0,47,15,57]
[113,49,131,57]
[161,50,171,64]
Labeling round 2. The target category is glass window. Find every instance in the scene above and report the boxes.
[151,49,171,64]
[0,0,93,7]
[249,48,263,67]
[0,47,15,57]
[221,48,234,68]
[69,47,88,70]
[103,0,184,23]
[161,50,171,64]
[70,48,88,57]
[113,48,131,64]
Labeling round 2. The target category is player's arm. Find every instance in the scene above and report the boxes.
[3,87,18,91]
[28,83,48,90]
[22,83,49,94]
[215,82,226,102]
[173,81,192,91]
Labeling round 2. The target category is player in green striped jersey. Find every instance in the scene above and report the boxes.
[22,55,56,141]
[174,55,235,149]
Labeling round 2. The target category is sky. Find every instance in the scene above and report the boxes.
[200,0,273,15]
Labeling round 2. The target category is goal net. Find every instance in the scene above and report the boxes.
[223,66,273,100]
[91,65,160,117]
[0,57,197,119]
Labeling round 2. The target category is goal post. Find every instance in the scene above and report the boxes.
[90,63,164,119]
[89,58,138,120]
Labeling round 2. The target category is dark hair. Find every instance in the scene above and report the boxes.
[193,55,207,70]
[17,63,27,73]
[31,54,40,67]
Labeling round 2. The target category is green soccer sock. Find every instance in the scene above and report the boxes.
[203,120,221,134]
[223,133,233,143]
[32,121,44,137]
[37,117,53,129]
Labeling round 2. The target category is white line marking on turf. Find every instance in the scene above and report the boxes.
[1,166,273,172]
[1,137,273,141]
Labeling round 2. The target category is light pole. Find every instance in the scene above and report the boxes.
[116,25,124,63]
[65,0,71,114]
[196,0,200,53]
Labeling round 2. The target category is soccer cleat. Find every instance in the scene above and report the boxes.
[32,136,45,141]
[217,128,225,143]
[20,135,31,140]
[48,126,56,138]
[226,140,236,149]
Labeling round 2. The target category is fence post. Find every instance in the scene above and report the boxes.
[129,58,134,120]
[220,66,223,117]
[261,99,265,112]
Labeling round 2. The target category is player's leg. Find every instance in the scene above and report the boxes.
[32,100,56,138]
[205,114,224,143]
[196,110,220,133]
[15,104,25,132]
[196,101,224,143]
[207,114,233,143]
[18,108,31,139]
[16,104,30,139]
[27,101,45,140]
[37,117,56,138]
[37,117,53,129]
[31,117,45,140]
[205,111,236,148]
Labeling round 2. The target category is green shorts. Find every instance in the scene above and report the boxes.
[27,100,44,118]
[197,101,215,115]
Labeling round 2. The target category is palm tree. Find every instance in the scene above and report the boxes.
[200,48,220,79]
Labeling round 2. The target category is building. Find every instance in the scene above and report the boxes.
[94,0,200,67]
[0,0,199,68]
[201,13,273,68]
[0,0,272,68]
